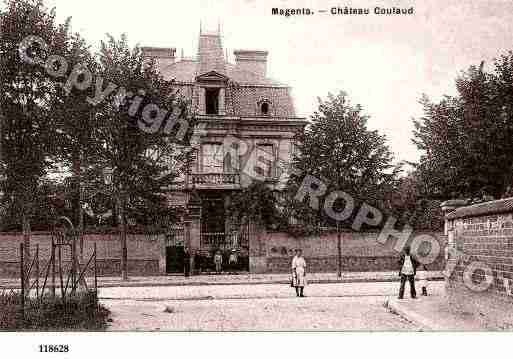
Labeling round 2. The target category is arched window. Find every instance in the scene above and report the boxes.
[258,99,272,116]
[261,102,269,115]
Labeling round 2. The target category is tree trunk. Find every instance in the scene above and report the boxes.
[117,194,128,281]
[21,204,31,291]
[72,153,81,279]
[72,152,84,262]
[337,222,342,278]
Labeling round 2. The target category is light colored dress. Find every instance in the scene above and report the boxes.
[292,256,307,287]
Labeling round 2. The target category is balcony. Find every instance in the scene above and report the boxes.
[189,173,240,189]
[200,231,248,252]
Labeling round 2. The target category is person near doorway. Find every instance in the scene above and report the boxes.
[398,246,419,299]
[292,249,307,297]
[214,250,223,274]
[184,247,191,277]
[228,249,238,274]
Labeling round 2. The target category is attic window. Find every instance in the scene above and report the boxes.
[258,99,272,116]
[261,102,269,115]
[205,88,219,115]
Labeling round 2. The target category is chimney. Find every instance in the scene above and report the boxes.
[141,47,176,69]
[233,50,268,78]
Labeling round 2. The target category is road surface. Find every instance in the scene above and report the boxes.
[100,281,444,330]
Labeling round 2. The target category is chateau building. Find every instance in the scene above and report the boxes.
[141,28,307,273]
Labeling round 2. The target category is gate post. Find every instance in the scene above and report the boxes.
[20,243,25,321]
[35,244,39,299]
[185,191,202,274]
[184,220,192,274]
[51,237,56,298]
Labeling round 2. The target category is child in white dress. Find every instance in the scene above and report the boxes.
[417,264,429,296]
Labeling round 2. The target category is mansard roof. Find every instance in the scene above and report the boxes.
[161,61,286,86]
[159,32,287,87]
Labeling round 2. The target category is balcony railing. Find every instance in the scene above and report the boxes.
[200,231,248,251]
[166,225,185,247]
[191,173,240,186]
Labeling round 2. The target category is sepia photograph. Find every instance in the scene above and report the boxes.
[1,0,513,354]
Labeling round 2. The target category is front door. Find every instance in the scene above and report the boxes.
[201,193,226,250]
[166,246,185,273]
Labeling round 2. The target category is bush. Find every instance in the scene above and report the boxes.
[0,290,110,331]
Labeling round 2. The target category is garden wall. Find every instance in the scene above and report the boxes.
[445,198,513,328]
[0,230,446,277]
[0,232,162,277]
[251,230,446,273]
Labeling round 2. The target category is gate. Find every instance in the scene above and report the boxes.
[18,217,98,320]
[166,246,185,273]
[166,225,185,273]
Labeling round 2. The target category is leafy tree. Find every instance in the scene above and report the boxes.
[48,31,101,264]
[287,91,399,229]
[387,172,443,231]
[286,91,398,276]
[227,181,285,230]
[0,0,70,268]
[93,34,194,279]
[413,53,513,199]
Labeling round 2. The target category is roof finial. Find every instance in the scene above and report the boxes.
[181,48,184,59]
[218,20,221,35]
[200,20,202,35]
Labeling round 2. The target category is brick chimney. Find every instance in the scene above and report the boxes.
[233,50,268,78]
[141,47,176,69]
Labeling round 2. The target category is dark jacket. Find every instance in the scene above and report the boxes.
[398,253,419,276]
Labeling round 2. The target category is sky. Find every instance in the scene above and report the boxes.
[42,0,513,164]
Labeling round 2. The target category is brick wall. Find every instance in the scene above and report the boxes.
[253,230,446,273]
[445,199,513,327]
[173,82,296,118]
[0,230,445,277]
[0,232,162,278]
[230,86,295,117]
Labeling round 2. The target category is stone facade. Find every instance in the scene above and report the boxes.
[444,198,513,327]
[142,28,307,273]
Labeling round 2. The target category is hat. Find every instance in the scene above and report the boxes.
[231,249,236,252]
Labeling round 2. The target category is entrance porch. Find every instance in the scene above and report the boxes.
[164,190,250,274]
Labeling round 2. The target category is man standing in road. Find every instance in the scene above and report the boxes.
[398,246,419,299]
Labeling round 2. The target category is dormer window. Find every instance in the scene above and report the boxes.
[258,99,272,116]
[205,88,220,115]
[261,102,269,115]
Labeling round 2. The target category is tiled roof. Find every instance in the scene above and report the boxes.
[446,197,513,220]
[225,64,286,86]
[161,59,198,83]
[160,59,286,86]
[159,33,287,86]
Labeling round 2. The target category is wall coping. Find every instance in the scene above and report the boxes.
[446,197,513,220]
[0,230,166,236]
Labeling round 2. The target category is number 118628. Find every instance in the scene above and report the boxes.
[39,345,69,353]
